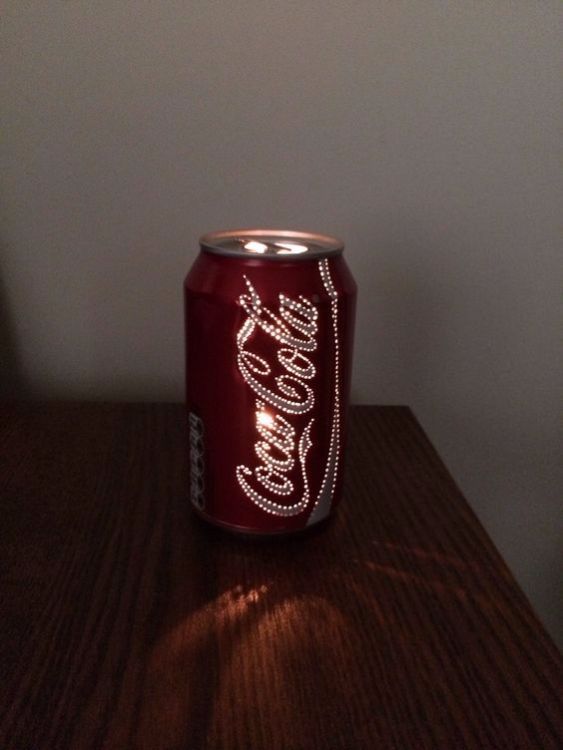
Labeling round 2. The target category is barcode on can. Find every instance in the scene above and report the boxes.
[189,412,205,509]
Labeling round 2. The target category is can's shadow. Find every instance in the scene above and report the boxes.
[0,250,27,399]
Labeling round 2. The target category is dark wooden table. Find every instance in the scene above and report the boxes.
[1,403,561,750]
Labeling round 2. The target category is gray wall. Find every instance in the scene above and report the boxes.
[2,2,561,646]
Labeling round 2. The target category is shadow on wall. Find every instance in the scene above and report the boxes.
[351,238,455,407]
[0,251,27,399]
[350,230,563,647]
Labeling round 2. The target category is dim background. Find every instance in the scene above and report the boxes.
[1,2,561,647]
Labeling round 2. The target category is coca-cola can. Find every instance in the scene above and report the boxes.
[184,229,356,535]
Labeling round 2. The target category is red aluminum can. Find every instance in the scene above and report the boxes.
[184,229,356,535]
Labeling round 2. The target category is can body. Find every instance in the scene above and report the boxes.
[184,230,356,534]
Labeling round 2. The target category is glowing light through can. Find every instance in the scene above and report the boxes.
[185,229,356,534]
[234,259,343,520]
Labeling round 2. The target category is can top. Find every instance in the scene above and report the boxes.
[199,228,344,260]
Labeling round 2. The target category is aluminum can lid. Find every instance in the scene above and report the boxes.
[199,228,343,260]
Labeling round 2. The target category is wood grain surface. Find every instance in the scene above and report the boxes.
[0,403,561,750]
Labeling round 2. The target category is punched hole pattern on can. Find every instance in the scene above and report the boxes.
[234,258,341,520]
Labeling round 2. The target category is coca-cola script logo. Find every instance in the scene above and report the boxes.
[235,259,341,521]
[236,278,317,517]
